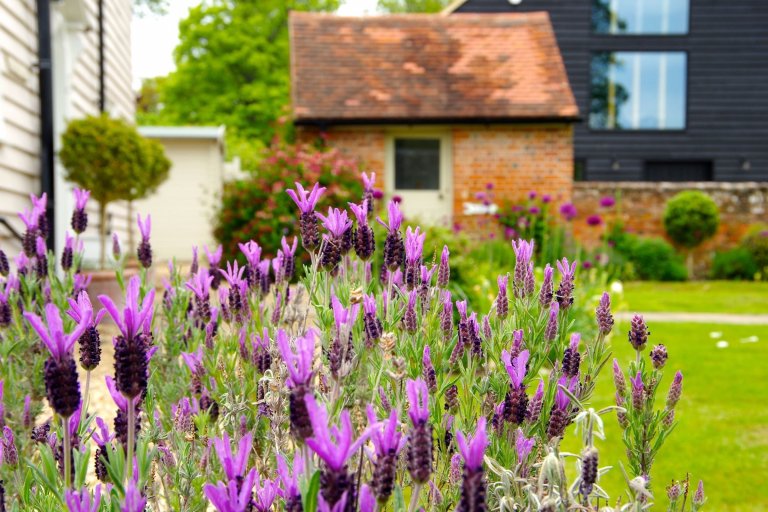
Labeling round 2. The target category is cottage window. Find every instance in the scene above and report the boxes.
[394,138,441,190]
[592,0,689,35]
[589,51,687,130]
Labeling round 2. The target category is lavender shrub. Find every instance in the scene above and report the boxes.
[0,183,705,511]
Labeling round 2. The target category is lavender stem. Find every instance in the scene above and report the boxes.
[63,415,72,488]
[126,399,136,486]
[408,483,422,512]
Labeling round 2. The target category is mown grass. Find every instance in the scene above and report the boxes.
[621,281,768,315]
[563,321,768,511]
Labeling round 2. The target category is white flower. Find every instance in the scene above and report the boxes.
[609,281,623,295]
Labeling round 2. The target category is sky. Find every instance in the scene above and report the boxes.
[131,0,380,89]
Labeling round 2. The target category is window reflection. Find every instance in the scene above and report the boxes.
[593,0,689,35]
[590,52,686,130]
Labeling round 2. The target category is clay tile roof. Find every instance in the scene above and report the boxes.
[289,11,578,124]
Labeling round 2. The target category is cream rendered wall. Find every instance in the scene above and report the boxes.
[132,137,225,263]
[0,0,134,263]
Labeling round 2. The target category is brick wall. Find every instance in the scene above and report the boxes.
[296,124,574,234]
[573,182,768,266]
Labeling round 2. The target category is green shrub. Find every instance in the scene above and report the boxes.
[710,248,758,280]
[663,190,720,249]
[741,223,768,276]
[60,114,171,267]
[625,237,688,281]
[214,137,364,260]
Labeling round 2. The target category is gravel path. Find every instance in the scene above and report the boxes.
[615,312,768,325]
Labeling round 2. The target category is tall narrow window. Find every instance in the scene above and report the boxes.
[394,139,441,190]
[590,52,686,130]
[592,0,689,35]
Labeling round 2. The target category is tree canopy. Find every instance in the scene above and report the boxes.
[377,0,451,13]
[138,0,339,153]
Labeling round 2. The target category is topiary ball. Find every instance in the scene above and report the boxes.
[662,191,720,249]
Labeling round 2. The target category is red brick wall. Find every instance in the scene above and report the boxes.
[297,124,574,235]
[573,182,768,268]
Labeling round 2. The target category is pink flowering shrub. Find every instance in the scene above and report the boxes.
[214,135,364,261]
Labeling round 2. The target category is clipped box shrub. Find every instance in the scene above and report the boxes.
[741,223,768,276]
[663,190,720,249]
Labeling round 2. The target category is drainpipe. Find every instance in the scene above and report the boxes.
[36,0,56,252]
[98,0,105,112]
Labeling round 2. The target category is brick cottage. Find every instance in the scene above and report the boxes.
[289,12,578,232]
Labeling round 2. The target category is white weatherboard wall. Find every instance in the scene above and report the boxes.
[133,126,227,263]
[0,0,134,261]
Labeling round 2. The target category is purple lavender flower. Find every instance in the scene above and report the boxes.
[600,195,616,208]
[548,376,578,439]
[555,257,577,309]
[221,261,247,322]
[287,182,326,251]
[559,202,578,221]
[71,188,90,234]
[136,214,152,268]
[0,249,8,277]
[437,245,450,288]
[367,406,406,503]
[586,214,603,227]
[305,395,372,509]
[628,314,649,351]
[515,428,535,463]
[212,432,253,481]
[406,378,433,484]
[112,232,121,261]
[456,417,489,512]
[281,236,298,280]
[65,484,102,512]
[666,371,683,409]
[205,244,224,290]
[350,201,375,261]
[595,292,614,335]
[252,471,279,512]
[496,274,509,319]
[61,232,75,272]
[317,207,352,271]
[204,468,257,512]
[238,240,261,286]
[502,349,529,389]
[630,372,644,410]
[693,480,705,506]
[24,303,90,417]
[100,276,154,399]
[404,226,425,289]
[525,381,545,422]
[34,236,48,278]
[403,289,418,334]
[278,329,316,441]
[91,417,113,482]
[0,281,13,327]
[512,240,535,298]
[105,376,141,446]
[257,258,271,295]
[542,194,552,203]
[362,294,382,346]
[67,291,105,371]
[562,333,581,378]
[612,359,627,396]
[277,453,304,512]
[361,172,376,216]
[422,345,437,393]
[651,344,668,369]
[377,200,405,271]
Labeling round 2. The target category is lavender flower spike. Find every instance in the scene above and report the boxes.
[276,328,316,387]
[287,182,326,214]
[65,484,102,512]
[252,471,280,512]
[99,275,155,341]
[71,188,90,234]
[596,292,614,335]
[24,302,91,361]
[377,199,404,233]
[496,274,509,319]
[501,349,529,389]
[512,239,535,298]
[204,468,257,512]
[555,257,577,309]
[539,264,554,306]
[136,214,152,268]
[515,428,535,462]
[122,478,148,512]
[456,417,489,471]
[238,240,262,269]
[367,405,406,503]
[277,453,305,512]
[437,245,450,288]
[456,418,489,512]
[406,378,430,425]
[305,395,373,472]
[212,432,253,481]
[317,207,353,239]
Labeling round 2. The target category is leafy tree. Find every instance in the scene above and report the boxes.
[141,0,339,152]
[377,0,450,13]
[134,0,168,16]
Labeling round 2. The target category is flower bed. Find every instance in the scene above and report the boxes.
[0,183,705,511]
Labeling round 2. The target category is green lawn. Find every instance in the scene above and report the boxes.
[564,321,768,511]
[620,281,768,314]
